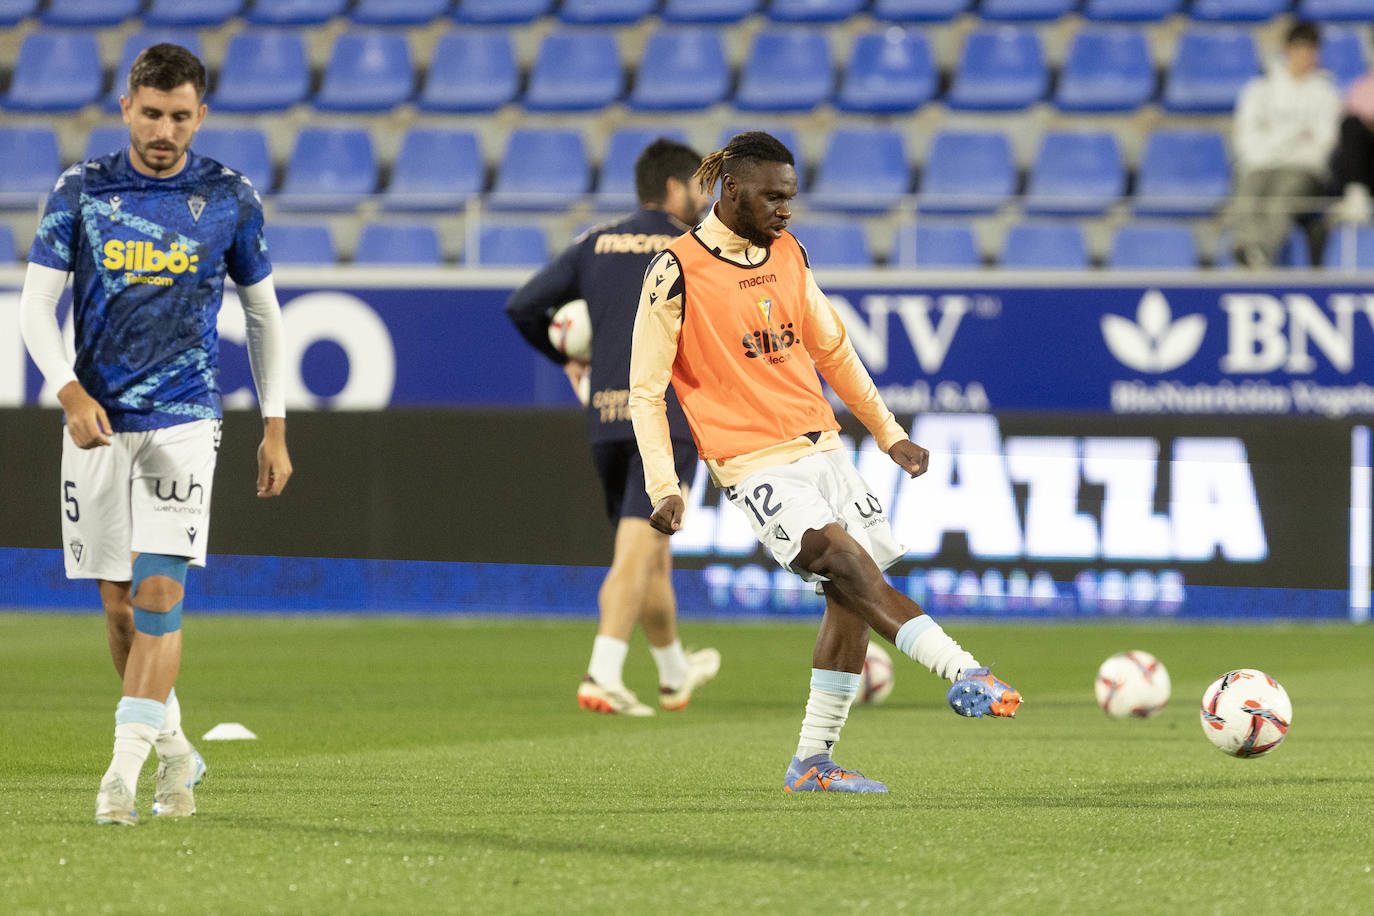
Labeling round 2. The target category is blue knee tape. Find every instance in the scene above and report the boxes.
[132,553,188,636]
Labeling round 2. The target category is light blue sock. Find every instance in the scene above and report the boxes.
[796,668,861,760]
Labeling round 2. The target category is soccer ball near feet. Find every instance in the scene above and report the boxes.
[1199,669,1292,758]
[1095,650,1170,718]
[859,642,894,704]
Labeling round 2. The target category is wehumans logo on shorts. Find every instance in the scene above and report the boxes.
[155,474,205,505]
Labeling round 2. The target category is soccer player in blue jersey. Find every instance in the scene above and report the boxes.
[506,139,720,716]
[17,44,291,825]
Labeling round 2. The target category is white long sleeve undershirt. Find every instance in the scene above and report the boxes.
[17,262,76,393]
[237,274,286,418]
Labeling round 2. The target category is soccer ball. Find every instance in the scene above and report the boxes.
[548,299,592,362]
[1094,650,1170,718]
[1200,669,1292,758]
[859,642,894,704]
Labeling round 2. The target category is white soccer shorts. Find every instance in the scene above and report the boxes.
[59,418,221,581]
[722,449,907,583]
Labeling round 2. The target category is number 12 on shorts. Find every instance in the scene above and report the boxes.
[743,482,780,526]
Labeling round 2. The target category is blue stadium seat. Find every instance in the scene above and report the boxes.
[1055,26,1154,112]
[766,0,865,21]
[979,0,1076,20]
[0,0,38,27]
[629,28,729,111]
[1134,129,1231,217]
[316,30,415,112]
[560,0,656,23]
[382,129,484,212]
[354,223,443,265]
[835,28,936,114]
[716,125,807,188]
[0,224,16,263]
[1082,0,1183,19]
[525,30,623,112]
[1108,223,1200,269]
[42,0,139,26]
[1296,0,1374,19]
[946,26,1048,111]
[661,0,760,20]
[870,0,972,19]
[1024,131,1125,216]
[1190,0,1288,20]
[266,222,336,264]
[808,128,911,214]
[85,126,129,160]
[276,128,378,212]
[467,223,549,267]
[999,222,1090,270]
[917,130,1016,214]
[735,28,834,111]
[891,222,981,269]
[212,30,310,112]
[1323,225,1374,269]
[2,31,102,112]
[418,31,518,112]
[193,127,273,192]
[0,126,60,211]
[144,0,241,25]
[105,30,205,112]
[488,128,591,211]
[145,0,245,26]
[245,0,347,25]
[788,222,872,268]
[453,0,553,23]
[1163,28,1259,113]
[594,127,691,212]
[1322,26,1368,92]
[352,0,449,24]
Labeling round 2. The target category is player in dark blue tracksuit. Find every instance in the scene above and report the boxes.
[505,138,720,716]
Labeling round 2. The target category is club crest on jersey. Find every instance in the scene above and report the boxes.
[757,296,773,324]
[109,195,122,214]
[187,194,206,222]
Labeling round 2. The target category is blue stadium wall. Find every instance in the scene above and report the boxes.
[2,269,1370,621]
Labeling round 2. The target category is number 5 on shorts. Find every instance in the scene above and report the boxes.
[64,480,79,522]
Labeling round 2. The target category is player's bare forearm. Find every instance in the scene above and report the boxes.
[649,494,685,535]
[257,416,292,497]
[56,380,112,448]
[888,439,929,478]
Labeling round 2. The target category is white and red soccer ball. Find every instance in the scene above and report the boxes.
[548,299,592,361]
[859,642,894,704]
[1199,669,1292,758]
[1095,650,1171,718]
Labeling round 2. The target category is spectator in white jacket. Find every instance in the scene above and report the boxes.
[1231,22,1342,268]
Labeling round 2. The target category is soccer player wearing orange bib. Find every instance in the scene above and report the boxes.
[628,132,1021,793]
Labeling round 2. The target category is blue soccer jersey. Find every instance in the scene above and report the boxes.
[28,147,272,432]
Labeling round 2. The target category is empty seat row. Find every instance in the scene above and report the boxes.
[1,123,1237,219]
[221,219,1374,270]
[5,0,1374,28]
[4,23,1369,114]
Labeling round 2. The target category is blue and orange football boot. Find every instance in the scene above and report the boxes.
[947,666,1022,718]
[783,754,888,793]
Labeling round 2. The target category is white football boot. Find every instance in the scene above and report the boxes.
[577,676,655,716]
[153,745,206,817]
[659,647,722,711]
[95,774,138,826]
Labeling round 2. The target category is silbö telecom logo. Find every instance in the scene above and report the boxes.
[1100,290,1206,373]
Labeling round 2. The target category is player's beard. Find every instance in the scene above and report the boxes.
[131,137,188,176]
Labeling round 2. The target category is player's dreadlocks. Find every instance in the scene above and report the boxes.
[693,131,796,194]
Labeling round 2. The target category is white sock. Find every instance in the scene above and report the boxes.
[156,688,193,759]
[587,635,629,687]
[895,615,980,682]
[650,639,690,690]
[796,669,860,761]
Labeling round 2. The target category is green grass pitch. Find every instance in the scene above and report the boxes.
[2,614,1372,914]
